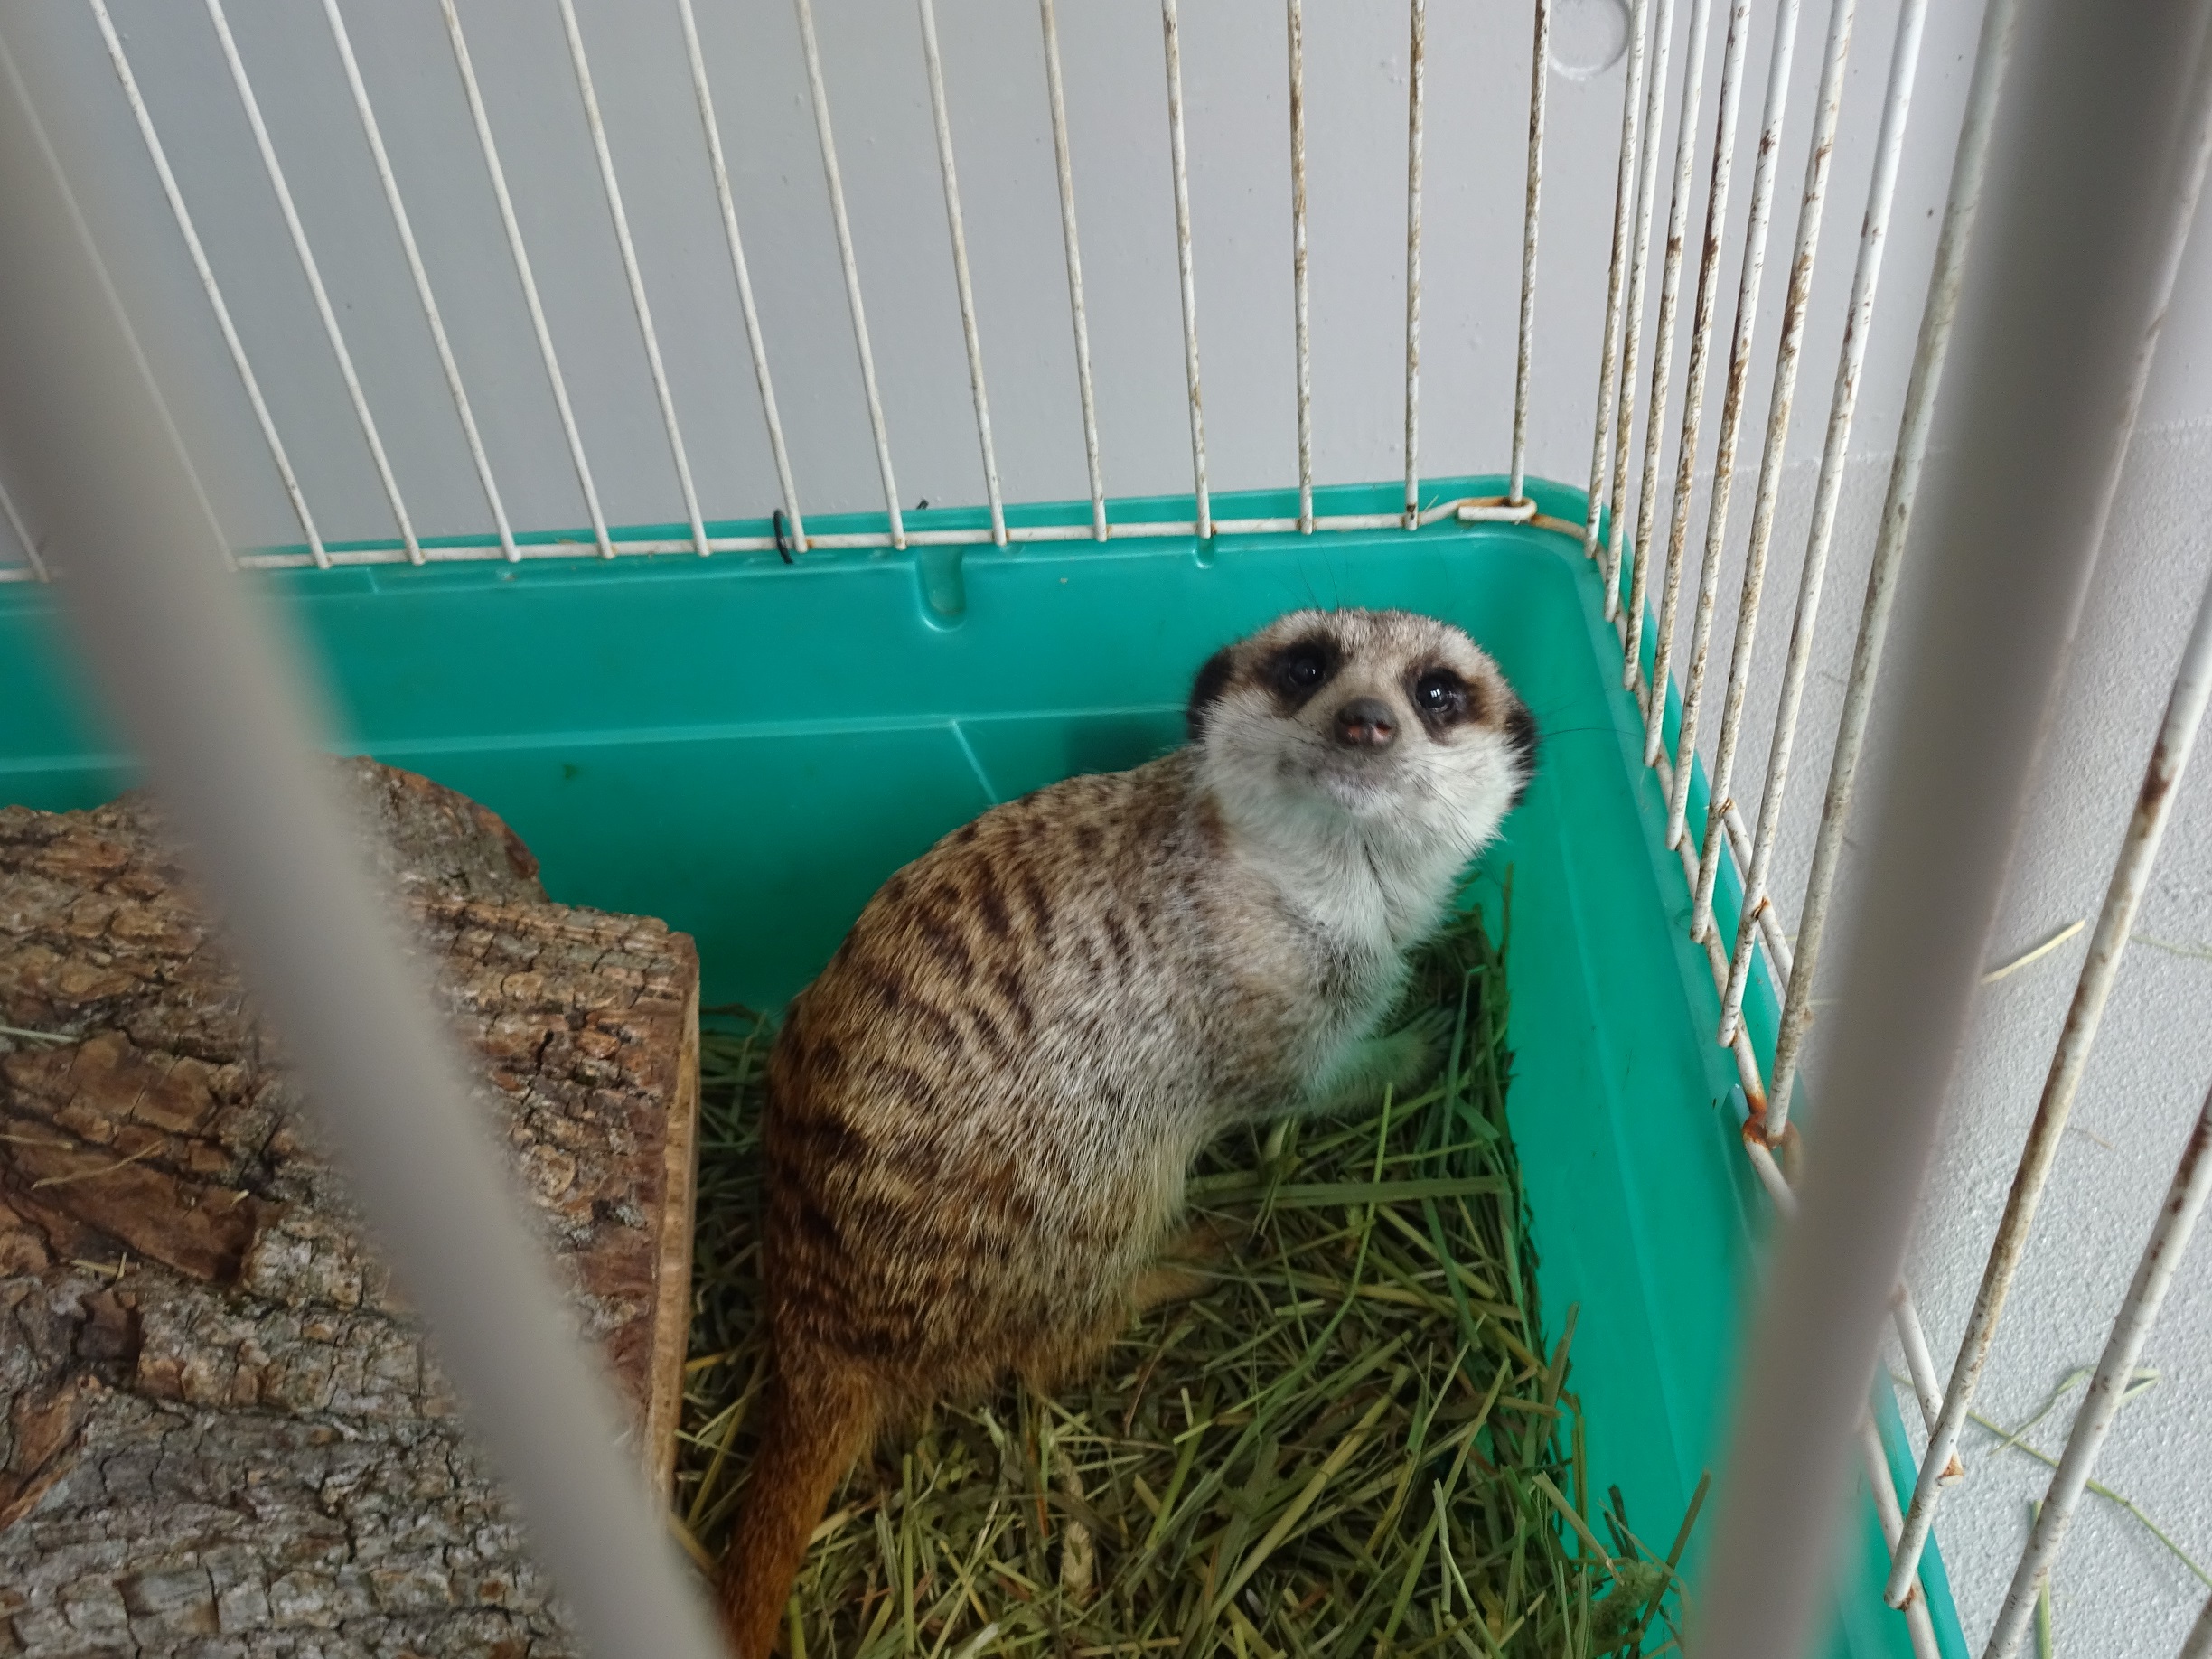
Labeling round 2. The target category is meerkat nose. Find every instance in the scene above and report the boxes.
[1333,697,1398,750]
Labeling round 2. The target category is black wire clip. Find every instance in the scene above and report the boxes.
[773,508,794,565]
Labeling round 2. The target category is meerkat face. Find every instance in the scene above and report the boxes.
[1186,608,1536,859]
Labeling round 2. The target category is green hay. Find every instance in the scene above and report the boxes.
[676,904,1701,1657]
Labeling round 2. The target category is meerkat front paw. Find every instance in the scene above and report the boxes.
[1127,1216,1241,1313]
[1297,1006,1455,1119]
[1128,1261,1215,1312]
[1165,1215,1241,1261]
[1382,1005,1456,1094]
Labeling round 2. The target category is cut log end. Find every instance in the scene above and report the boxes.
[0,760,701,1656]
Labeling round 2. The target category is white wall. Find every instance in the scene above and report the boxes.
[4,0,2209,1650]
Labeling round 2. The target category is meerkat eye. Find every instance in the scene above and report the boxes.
[1413,669,1467,717]
[1277,645,1329,692]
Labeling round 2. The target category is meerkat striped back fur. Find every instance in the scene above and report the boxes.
[718,608,1535,1654]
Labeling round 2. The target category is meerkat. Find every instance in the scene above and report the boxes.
[718,607,1535,1655]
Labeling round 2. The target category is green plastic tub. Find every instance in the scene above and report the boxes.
[0,473,1965,1657]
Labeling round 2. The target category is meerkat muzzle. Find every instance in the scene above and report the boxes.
[1332,696,1398,750]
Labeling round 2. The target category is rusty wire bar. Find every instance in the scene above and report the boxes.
[1695,0,2212,1645]
[1592,42,1955,1504]
[89,0,303,570]
[1289,0,1313,533]
[1664,0,1808,770]
[1402,0,1427,530]
[1720,0,1930,1046]
[1626,690,1778,1122]
[1891,1284,1947,1439]
[1610,0,1672,628]
[797,0,905,549]
[1160,0,1210,540]
[1670,0,1819,864]
[323,0,516,563]
[918,0,1006,547]
[441,0,612,560]
[1643,0,1755,773]
[1622,0,1716,679]
[558,0,709,557]
[1583,0,1652,567]
[207,0,420,564]
[1038,0,1104,542]
[679,0,806,548]
[1685,0,1853,918]
[1891,558,2212,1605]
[1766,0,2024,1137]
[1986,1079,2212,1658]
[1509,0,1550,505]
[1861,1418,1945,1659]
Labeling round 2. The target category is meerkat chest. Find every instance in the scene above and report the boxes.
[1217,834,1443,1078]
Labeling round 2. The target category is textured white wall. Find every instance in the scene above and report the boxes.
[3,0,2208,1650]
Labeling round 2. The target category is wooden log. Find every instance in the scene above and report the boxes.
[0,760,699,1657]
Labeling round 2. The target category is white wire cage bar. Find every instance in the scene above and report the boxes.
[1600,0,1673,621]
[1889,432,2212,1609]
[1663,0,1805,860]
[1508,0,1550,508]
[133,0,1571,575]
[1401,0,1425,530]
[1685,0,1851,943]
[1580,0,1648,570]
[87,0,303,571]
[1589,0,1804,1152]
[679,0,807,548]
[1986,1078,2212,1659]
[9,0,2212,1652]
[1861,1416,1945,1658]
[1695,0,2212,1647]
[916,0,1008,549]
[1765,0,2021,1139]
[1287,0,1314,535]
[323,0,517,566]
[1561,0,1963,1569]
[1038,0,1106,543]
[211,0,423,565]
[1577,0,2207,1645]
[558,0,711,558]
[797,0,905,552]
[1719,0,1931,1050]
[440,0,615,561]
[1621,0,1713,681]
[1643,0,1753,774]
[1160,0,1211,542]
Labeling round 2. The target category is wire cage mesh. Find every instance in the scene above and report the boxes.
[1,1,2210,1656]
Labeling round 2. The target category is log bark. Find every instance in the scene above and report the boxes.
[0,760,699,1658]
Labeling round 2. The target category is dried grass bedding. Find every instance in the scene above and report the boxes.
[675,904,1700,1659]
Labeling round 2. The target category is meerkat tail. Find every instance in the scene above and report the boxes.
[717,1356,881,1659]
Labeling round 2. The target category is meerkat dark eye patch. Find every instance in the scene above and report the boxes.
[1408,666,1470,729]
[1504,700,1539,806]
[1186,645,1237,739]
[1266,636,1339,711]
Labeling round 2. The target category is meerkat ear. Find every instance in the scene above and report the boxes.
[1186,646,1237,741]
